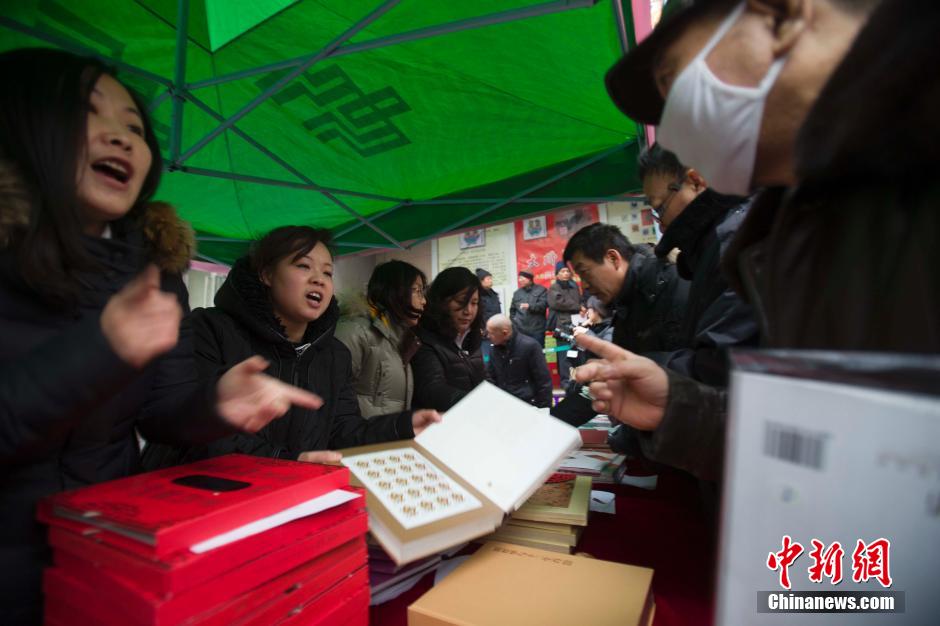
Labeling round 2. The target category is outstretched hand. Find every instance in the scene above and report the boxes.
[411,409,442,436]
[216,356,323,433]
[572,334,669,431]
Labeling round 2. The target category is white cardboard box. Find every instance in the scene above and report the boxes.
[717,351,940,625]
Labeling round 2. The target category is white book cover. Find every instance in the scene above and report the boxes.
[415,382,581,513]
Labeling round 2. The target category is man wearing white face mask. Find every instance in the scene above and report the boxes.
[573,0,940,481]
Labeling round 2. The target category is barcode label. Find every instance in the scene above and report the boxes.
[763,422,828,470]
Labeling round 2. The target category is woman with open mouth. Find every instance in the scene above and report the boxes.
[143,226,442,467]
[0,48,323,624]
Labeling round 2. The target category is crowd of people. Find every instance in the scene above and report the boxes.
[2,0,938,622]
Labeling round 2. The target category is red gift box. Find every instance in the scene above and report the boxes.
[274,568,370,626]
[39,454,349,557]
[44,538,368,626]
[47,487,365,594]
[49,508,367,625]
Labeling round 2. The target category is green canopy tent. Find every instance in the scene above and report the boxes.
[1,0,645,264]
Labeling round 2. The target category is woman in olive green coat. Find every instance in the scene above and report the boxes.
[336,261,427,417]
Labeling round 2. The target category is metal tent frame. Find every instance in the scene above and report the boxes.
[1,0,646,263]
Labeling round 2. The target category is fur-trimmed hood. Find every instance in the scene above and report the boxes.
[0,159,194,274]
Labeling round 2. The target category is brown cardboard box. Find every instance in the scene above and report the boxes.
[408,542,655,626]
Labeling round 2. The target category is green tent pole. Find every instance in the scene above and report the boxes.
[168,0,189,165]
[0,16,170,86]
[174,165,405,203]
[148,89,171,112]
[177,0,400,165]
[182,89,407,249]
[406,141,633,249]
[612,0,647,150]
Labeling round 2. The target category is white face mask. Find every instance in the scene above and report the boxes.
[657,3,788,196]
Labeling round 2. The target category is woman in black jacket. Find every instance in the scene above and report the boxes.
[154,226,441,465]
[0,49,318,625]
[412,267,486,411]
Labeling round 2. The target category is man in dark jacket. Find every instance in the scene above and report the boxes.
[638,143,759,386]
[476,267,501,361]
[485,314,553,408]
[476,268,502,324]
[564,223,688,355]
[510,270,549,347]
[576,0,938,482]
[547,261,581,387]
[552,223,689,426]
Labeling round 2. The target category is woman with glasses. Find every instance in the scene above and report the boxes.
[336,260,428,418]
[411,267,485,411]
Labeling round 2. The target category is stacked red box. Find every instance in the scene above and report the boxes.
[38,454,370,626]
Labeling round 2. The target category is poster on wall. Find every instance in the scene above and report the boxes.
[605,199,660,245]
[522,216,547,240]
[514,205,600,289]
[458,228,485,249]
[438,223,513,290]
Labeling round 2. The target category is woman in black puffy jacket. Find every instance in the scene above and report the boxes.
[144,227,441,467]
[412,267,486,411]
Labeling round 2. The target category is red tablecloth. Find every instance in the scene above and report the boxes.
[370,468,717,626]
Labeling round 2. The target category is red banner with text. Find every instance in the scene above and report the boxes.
[514,205,600,289]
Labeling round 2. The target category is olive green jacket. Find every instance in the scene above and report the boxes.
[335,313,414,418]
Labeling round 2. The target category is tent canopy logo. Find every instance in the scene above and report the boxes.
[256,65,412,157]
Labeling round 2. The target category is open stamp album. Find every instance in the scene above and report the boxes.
[340,382,581,564]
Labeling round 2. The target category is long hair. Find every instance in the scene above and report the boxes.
[367,260,426,361]
[367,260,426,326]
[0,48,163,305]
[419,267,483,349]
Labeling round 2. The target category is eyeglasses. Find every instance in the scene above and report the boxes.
[650,181,682,220]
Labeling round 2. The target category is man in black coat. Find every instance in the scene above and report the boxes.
[564,223,688,355]
[551,223,689,426]
[485,314,553,408]
[575,0,939,482]
[475,268,501,324]
[510,271,549,347]
[547,261,581,387]
[638,143,759,386]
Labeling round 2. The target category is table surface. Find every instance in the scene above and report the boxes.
[370,468,717,626]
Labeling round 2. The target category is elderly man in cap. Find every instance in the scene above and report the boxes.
[577,0,939,481]
[510,270,549,347]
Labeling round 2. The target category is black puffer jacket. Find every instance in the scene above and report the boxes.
[547,279,581,332]
[647,189,759,385]
[144,258,414,466]
[412,327,485,411]
[480,288,502,324]
[0,196,226,625]
[486,332,553,408]
[641,0,940,482]
[612,250,689,354]
[510,283,548,341]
